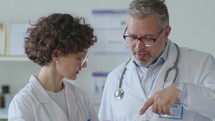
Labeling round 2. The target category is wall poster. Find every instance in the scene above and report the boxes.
[91,9,130,56]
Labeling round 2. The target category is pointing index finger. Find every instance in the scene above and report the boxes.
[139,97,154,115]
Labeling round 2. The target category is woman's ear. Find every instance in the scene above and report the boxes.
[52,49,61,62]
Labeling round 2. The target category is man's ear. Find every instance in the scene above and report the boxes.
[165,26,171,38]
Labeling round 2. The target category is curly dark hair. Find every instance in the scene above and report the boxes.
[25,13,97,66]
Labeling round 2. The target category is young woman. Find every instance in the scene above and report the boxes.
[8,13,98,121]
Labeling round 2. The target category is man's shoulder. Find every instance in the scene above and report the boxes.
[180,47,213,60]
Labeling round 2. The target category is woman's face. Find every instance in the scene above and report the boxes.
[55,49,88,80]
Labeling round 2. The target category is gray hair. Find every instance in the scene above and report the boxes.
[127,0,169,28]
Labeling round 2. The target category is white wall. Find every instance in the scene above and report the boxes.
[167,0,215,55]
[0,0,131,96]
[0,61,40,95]
[0,0,215,108]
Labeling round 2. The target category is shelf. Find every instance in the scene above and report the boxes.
[0,108,8,119]
[0,57,29,61]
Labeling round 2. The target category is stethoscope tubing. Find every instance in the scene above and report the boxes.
[119,58,131,88]
[115,43,180,100]
[114,58,131,100]
[162,43,180,88]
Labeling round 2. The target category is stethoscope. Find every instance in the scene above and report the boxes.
[114,43,180,100]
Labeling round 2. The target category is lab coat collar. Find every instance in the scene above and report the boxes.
[125,40,176,100]
[29,75,52,103]
[29,75,69,120]
[126,60,149,101]
[126,41,178,99]
[149,41,178,96]
[29,75,77,103]
[64,81,79,120]
[29,75,78,121]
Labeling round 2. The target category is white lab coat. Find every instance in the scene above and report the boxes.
[99,41,215,121]
[8,75,98,121]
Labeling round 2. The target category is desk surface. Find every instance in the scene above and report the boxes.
[0,108,8,119]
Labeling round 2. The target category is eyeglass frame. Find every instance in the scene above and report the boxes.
[81,55,89,66]
[123,27,165,47]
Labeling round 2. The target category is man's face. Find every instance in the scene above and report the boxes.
[126,14,171,67]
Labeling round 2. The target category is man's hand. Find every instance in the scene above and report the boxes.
[139,84,180,115]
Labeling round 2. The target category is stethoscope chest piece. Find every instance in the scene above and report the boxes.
[114,88,124,100]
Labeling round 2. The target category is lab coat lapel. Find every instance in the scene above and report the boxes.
[50,99,69,121]
[126,61,148,101]
[64,82,79,121]
[30,76,69,121]
[149,43,178,96]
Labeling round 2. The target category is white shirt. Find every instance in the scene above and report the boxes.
[47,88,69,118]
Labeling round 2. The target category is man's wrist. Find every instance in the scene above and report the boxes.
[176,82,183,92]
[175,82,188,107]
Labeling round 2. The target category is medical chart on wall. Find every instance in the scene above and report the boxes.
[92,72,108,113]
[91,10,130,56]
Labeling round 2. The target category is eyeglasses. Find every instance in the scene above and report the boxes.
[123,27,164,47]
[81,55,89,66]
